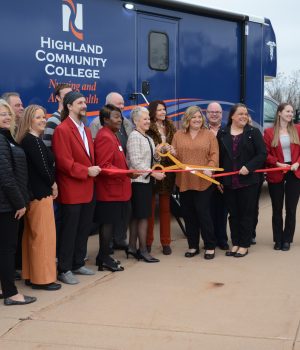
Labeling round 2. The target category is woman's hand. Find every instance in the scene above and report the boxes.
[15,207,26,220]
[52,182,58,199]
[203,170,213,177]
[239,166,249,176]
[151,172,166,181]
[291,162,299,171]
[276,162,290,168]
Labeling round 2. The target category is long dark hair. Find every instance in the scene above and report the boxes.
[227,103,248,126]
[148,100,167,122]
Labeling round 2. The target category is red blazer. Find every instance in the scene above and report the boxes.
[95,126,131,202]
[52,117,95,204]
[264,125,300,183]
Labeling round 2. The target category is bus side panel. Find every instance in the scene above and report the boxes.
[177,13,242,119]
[0,0,136,119]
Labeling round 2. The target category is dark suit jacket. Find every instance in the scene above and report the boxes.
[217,124,267,187]
[52,117,95,204]
[264,125,300,183]
[95,126,131,202]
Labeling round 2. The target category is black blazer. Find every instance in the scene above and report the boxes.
[0,129,29,212]
[217,124,267,187]
[21,133,55,200]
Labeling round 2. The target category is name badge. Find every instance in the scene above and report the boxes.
[119,145,123,152]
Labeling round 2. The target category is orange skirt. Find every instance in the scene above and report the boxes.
[22,196,57,284]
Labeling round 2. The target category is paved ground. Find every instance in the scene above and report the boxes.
[1,184,300,350]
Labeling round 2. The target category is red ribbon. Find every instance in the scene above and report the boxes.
[102,166,291,177]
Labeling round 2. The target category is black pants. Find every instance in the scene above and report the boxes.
[268,172,300,243]
[0,212,19,298]
[15,217,24,270]
[180,187,216,250]
[210,186,228,245]
[224,184,259,248]
[58,200,95,273]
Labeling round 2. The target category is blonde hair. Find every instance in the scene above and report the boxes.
[182,105,206,132]
[0,98,16,135]
[16,105,46,143]
[271,103,299,147]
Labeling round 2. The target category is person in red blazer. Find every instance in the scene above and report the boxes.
[94,104,132,272]
[264,103,300,251]
[52,91,101,284]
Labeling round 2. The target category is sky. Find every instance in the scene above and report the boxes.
[174,0,300,77]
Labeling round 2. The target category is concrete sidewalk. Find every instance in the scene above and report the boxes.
[1,185,300,350]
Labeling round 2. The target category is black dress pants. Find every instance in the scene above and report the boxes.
[58,200,95,273]
[210,186,228,245]
[180,187,216,250]
[0,212,19,298]
[224,184,259,248]
[268,172,300,243]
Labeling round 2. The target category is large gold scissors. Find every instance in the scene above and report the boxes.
[153,143,223,185]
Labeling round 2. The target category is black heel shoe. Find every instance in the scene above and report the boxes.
[234,249,248,258]
[204,250,215,260]
[125,248,140,260]
[138,250,160,263]
[98,260,124,272]
[184,248,200,258]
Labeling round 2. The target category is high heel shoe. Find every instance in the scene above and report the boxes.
[98,260,124,272]
[138,250,160,263]
[125,248,140,260]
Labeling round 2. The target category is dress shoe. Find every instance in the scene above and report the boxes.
[162,245,172,255]
[234,249,248,258]
[58,271,79,285]
[98,260,124,272]
[274,242,282,250]
[73,266,95,275]
[4,295,37,306]
[281,242,290,251]
[31,282,61,291]
[138,250,160,263]
[184,248,199,258]
[218,243,229,250]
[25,279,32,286]
[204,250,215,260]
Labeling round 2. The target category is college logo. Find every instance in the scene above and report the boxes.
[62,0,83,41]
[266,41,276,62]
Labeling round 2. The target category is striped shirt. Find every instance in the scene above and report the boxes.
[43,111,61,149]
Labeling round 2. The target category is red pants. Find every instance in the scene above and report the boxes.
[147,193,171,247]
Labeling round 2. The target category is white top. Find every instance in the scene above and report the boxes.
[280,134,291,162]
[69,116,90,156]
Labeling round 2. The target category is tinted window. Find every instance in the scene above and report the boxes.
[149,32,169,71]
[264,98,277,124]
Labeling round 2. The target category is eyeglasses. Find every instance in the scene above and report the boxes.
[0,112,12,117]
[207,111,222,114]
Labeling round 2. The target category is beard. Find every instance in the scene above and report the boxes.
[78,110,87,124]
